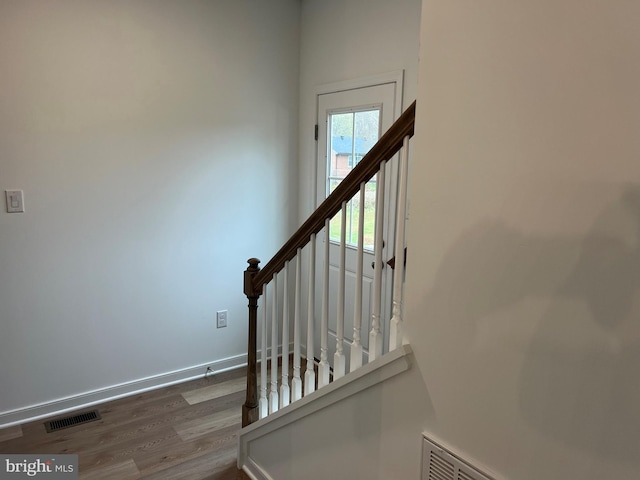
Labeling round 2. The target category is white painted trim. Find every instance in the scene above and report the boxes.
[238,344,413,470]
[0,353,246,429]
[258,341,296,364]
[242,458,276,480]
[315,70,405,100]
[312,70,405,205]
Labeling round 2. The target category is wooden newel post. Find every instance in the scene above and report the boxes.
[242,258,261,427]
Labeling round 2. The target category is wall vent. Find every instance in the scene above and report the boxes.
[44,410,101,433]
[422,435,494,480]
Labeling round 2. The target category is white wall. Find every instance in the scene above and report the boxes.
[405,0,640,478]
[245,350,431,480]
[0,0,299,423]
[298,0,422,220]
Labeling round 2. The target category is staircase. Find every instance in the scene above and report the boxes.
[238,101,416,479]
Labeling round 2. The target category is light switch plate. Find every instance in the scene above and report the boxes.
[5,190,24,213]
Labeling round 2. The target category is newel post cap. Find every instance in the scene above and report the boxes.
[244,258,261,298]
[246,258,261,270]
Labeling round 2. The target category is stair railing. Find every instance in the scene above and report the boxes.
[242,101,416,427]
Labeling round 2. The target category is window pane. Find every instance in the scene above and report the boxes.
[327,108,380,251]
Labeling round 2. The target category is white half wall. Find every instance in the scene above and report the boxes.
[240,346,431,480]
[0,0,300,423]
[405,0,640,478]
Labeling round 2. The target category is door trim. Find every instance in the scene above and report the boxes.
[313,71,404,203]
[314,70,405,97]
[312,72,404,362]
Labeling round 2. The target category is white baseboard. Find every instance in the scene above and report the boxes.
[0,353,247,429]
[242,458,275,480]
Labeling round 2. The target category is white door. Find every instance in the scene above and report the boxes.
[315,79,399,369]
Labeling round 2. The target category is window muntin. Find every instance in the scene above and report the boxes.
[327,109,380,250]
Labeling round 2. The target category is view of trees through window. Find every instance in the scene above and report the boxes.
[327,108,380,250]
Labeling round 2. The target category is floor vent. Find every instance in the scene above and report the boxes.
[44,410,101,433]
[422,435,495,480]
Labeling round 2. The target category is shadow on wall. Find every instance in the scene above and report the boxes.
[519,185,640,463]
[421,184,640,465]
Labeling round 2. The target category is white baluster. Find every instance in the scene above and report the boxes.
[318,219,331,388]
[269,273,279,414]
[259,284,268,419]
[390,136,410,351]
[305,234,316,395]
[369,162,386,360]
[280,261,290,408]
[333,202,347,380]
[350,183,366,372]
[291,250,303,402]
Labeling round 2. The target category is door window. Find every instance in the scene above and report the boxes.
[327,108,380,251]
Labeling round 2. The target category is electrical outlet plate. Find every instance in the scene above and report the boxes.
[216,310,228,328]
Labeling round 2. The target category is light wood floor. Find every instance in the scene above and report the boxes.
[0,368,251,479]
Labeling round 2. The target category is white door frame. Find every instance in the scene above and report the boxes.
[312,71,404,364]
[313,71,404,206]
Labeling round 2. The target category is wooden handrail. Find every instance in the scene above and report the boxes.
[253,100,416,289]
